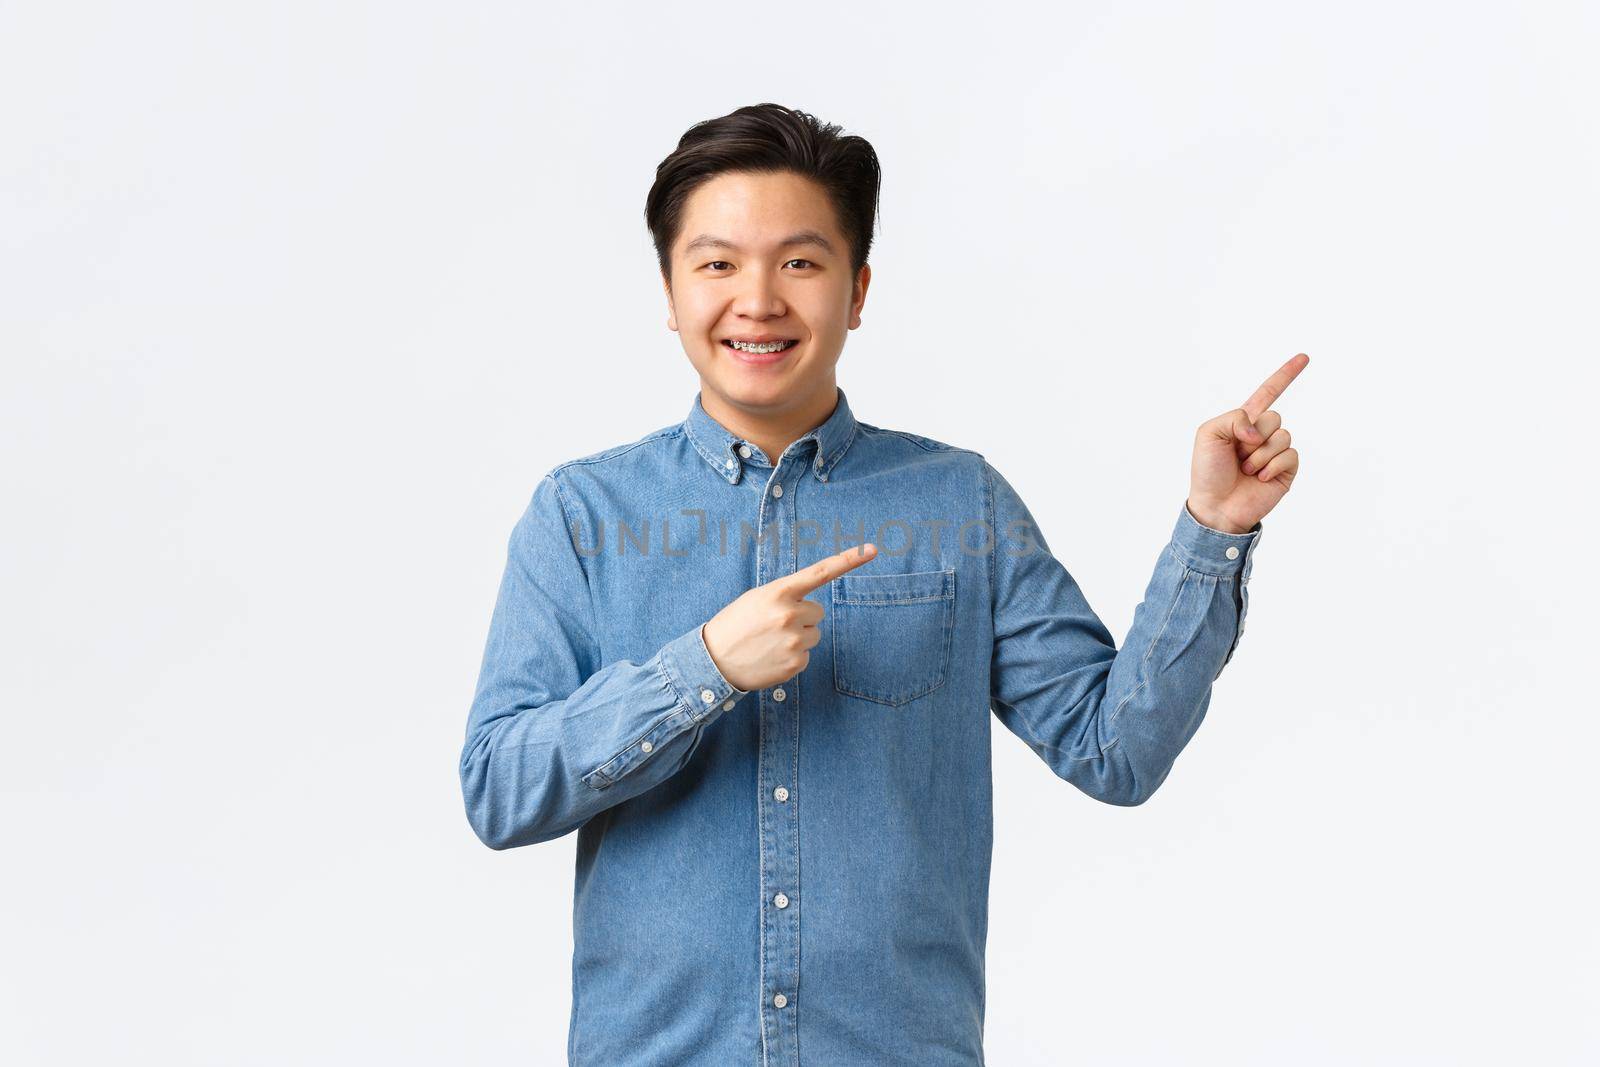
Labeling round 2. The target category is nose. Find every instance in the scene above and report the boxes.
[732,265,786,320]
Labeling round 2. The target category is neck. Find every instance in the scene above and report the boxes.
[701,381,839,465]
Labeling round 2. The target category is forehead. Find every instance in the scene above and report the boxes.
[676,170,843,253]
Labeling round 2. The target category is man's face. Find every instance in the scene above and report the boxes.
[664,169,869,414]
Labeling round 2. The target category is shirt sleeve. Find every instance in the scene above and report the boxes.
[985,461,1262,806]
[459,472,749,849]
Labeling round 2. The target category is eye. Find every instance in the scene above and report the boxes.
[705,261,733,272]
[786,259,815,269]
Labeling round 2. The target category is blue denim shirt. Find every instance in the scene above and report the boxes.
[460,387,1263,1066]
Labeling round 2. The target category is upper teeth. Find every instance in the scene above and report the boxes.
[730,340,791,354]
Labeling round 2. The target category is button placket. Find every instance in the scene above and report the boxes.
[755,452,802,1059]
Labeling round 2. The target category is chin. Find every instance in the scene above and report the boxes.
[715,376,789,405]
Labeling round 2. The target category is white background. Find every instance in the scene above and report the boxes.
[4,2,1596,1063]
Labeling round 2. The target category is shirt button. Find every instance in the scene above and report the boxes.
[773,993,788,1008]
[700,689,716,704]
[738,444,752,459]
[774,892,789,908]
[723,698,736,710]
[774,786,789,802]
[640,740,653,753]
[725,458,736,469]
[771,483,783,498]
[1225,546,1240,560]
[772,686,786,702]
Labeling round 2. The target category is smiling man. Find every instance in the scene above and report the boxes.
[459,103,1304,1066]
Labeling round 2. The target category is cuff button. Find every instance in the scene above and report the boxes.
[700,688,716,704]
[1225,546,1240,559]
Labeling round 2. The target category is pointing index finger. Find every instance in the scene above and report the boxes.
[1241,352,1310,421]
[778,543,878,598]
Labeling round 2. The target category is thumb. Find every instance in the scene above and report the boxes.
[1213,407,1262,445]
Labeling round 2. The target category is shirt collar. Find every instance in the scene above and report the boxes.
[683,386,860,486]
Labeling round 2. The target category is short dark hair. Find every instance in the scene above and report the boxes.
[645,103,882,286]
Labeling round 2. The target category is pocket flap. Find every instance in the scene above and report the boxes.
[833,568,954,605]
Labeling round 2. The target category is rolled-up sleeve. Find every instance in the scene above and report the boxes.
[459,472,748,850]
[985,461,1262,806]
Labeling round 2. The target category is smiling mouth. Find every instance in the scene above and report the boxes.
[722,339,800,354]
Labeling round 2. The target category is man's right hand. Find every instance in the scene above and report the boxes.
[702,542,879,693]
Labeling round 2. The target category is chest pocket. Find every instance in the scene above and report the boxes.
[829,568,956,707]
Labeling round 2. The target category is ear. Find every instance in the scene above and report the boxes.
[848,263,871,330]
[661,271,678,332]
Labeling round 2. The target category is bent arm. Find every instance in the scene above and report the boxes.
[459,474,746,849]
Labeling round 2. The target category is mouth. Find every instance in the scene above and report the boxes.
[722,338,800,365]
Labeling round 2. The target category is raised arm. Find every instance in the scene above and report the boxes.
[986,461,1262,806]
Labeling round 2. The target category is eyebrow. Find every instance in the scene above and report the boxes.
[681,230,836,256]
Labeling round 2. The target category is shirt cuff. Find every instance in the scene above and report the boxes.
[1171,501,1263,578]
[658,622,751,722]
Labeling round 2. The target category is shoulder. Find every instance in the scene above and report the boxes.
[536,421,686,489]
[853,419,989,473]
[855,420,978,455]
[547,421,682,477]
[520,422,689,522]
[846,421,997,518]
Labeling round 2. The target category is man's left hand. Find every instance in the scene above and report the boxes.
[1186,353,1309,534]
